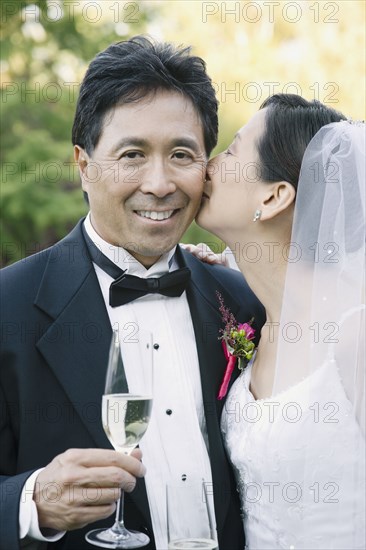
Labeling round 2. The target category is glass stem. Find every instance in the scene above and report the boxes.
[112,490,127,533]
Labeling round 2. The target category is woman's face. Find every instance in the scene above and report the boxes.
[196,108,268,242]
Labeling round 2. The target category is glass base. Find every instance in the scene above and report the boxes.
[86,527,150,549]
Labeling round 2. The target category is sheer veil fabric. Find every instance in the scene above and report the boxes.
[271,120,365,544]
[273,120,365,428]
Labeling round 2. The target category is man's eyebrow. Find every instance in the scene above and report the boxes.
[112,137,203,155]
[234,132,241,141]
[112,138,148,154]
[170,138,202,154]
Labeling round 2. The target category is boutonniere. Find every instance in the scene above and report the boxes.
[216,291,256,400]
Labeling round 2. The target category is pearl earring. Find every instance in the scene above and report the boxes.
[253,209,262,222]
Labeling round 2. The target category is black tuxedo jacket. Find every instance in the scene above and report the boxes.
[0,220,265,550]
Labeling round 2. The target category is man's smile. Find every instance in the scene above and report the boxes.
[134,209,178,221]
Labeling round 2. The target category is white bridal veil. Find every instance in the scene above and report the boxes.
[273,120,365,431]
[272,120,365,547]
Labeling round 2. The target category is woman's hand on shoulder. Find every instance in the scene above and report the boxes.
[181,243,230,267]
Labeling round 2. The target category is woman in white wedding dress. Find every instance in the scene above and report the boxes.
[196,94,365,549]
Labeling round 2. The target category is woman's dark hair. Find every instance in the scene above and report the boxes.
[257,94,347,188]
[72,35,218,156]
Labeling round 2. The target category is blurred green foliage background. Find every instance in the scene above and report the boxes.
[1,0,365,265]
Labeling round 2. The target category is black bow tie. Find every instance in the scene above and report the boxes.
[82,225,191,307]
[109,269,191,307]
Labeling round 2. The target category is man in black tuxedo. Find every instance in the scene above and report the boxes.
[0,36,265,549]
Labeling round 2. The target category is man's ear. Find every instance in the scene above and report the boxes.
[74,145,89,171]
[260,181,296,220]
[74,145,90,190]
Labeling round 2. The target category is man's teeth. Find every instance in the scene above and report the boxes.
[137,210,174,221]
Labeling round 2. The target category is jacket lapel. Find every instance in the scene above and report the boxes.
[34,221,153,533]
[35,221,112,449]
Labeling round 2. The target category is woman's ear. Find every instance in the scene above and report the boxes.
[260,181,296,220]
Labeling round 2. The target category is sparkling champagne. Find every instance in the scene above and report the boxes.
[102,394,153,453]
[168,539,217,550]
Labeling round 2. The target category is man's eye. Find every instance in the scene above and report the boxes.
[173,151,192,160]
[225,149,233,156]
[121,151,143,159]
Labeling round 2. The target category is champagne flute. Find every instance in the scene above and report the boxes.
[86,328,153,548]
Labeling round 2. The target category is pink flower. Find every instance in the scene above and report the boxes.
[216,292,257,400]
[238,323,255,340]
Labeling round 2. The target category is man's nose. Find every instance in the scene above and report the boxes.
[140,159,176,197]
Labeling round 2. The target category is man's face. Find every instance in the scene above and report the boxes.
[76,91,206,267]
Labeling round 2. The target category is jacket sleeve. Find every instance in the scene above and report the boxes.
[0,470,37,550]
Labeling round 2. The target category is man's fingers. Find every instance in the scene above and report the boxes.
[130,448,142,461]
[58,448,146,477]
[56,503,117,531]
[80,486,122,505]
[34,448,145,531]
[81,466,138,489]
[59,448,120,467]
[85,503,117,522]
[77,504,117,525]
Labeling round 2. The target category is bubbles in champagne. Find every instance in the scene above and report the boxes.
[102,394,152,453]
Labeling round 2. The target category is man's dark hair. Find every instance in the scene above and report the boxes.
[257,94,347,188]
[72,35,218,156]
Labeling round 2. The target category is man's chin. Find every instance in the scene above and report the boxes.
[125,244,177,268]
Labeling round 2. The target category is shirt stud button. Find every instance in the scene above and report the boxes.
[166,409,172,415]
[181,474,187,481]
[153,343,160,350]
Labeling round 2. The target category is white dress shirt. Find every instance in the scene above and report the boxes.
[19,469,65,544]
[84,214,216,549]
[20,213,217,549]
